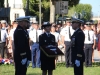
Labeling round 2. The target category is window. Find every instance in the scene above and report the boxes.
[14,13,19,19]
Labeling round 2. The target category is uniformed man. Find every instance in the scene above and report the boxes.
[14,18,31,75]
[84,22,96,67]
[39,22,56,75]
[61,18,75,67]
[0,21,8,58]
[29,22,42,68]
[71,18,85,75]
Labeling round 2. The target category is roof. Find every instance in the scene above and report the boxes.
[0,8,10,17]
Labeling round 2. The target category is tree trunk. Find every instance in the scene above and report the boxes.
[50,0,55,23]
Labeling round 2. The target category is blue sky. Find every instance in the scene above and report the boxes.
[79,0,100,16]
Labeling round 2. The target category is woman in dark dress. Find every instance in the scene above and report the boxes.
[39,22,56,75]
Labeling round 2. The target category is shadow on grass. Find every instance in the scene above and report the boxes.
[2,71,14,73]
[27,73,41,75]
[56,62,100,67]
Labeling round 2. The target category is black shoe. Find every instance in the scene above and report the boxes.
[69,64,73,67]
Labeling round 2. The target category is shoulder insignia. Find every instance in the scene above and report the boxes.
[18,29,22,30]
[20,52,26,56]
[77,54,82,57]
[78,31,83,33]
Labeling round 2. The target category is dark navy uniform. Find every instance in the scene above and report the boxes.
[39,32,56,70]
[71,18,85,75]
[14,25,31,75]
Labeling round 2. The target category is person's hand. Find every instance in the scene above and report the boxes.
[75,60,80,67]
[26,60,30,67]
[62,44,66,49]
[21,58,27,65]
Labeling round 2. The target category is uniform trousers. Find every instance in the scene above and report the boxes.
[31,43,41,68]
[15,60,27,75]
[74,61,83,75]
[84,44,93,66]
[64,41,72,67]
[0,42,5,58]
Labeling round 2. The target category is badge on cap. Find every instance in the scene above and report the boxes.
[43,22,48,25]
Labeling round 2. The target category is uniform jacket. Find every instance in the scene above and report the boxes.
[14,25,31,62]
[39,33,56,59]
[71,28,85,63]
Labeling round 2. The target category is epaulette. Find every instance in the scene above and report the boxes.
[78,31,82,33]
[18,29,22,30]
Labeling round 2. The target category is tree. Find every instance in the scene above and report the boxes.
[62,0,80,7]
[75,4,92,21]
[67,4,92,21]
[22,0,80,22]
[0,0,4,7]
[22,0,50,21]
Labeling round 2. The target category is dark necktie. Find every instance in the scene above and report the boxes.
[0,29,1,41]
[48,33,50,37]
[88,30,90,41]
[69,27,71,39]
[36,30,38,42]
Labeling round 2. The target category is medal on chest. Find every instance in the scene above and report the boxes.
[71,36,75,47]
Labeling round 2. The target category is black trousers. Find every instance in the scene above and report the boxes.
[15,61,27,75]
[64,41,72,67]
[0,42,5,58]
[84,44,93,66]
[74,61,83,75]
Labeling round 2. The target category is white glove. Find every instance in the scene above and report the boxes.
[75,60,80,67]
[21,58,27,65]
[26,60,30,67]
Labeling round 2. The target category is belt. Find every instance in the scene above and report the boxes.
[84,44,93,45]
[35,42,39,43]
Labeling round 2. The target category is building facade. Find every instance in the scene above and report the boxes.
[4,0,25,23]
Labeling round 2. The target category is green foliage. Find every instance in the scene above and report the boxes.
[22,0,50,21]
[0,0,4,7]
[22,0,80,21]
[67,4,92,21]
[67,6,75,17]
[53,0,80,7]
[1,64,100,75]
[75,4,92,21]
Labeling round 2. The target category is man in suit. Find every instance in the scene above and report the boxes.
[39,22,56,75]
[71,18,85,75]
[14,18,31,75]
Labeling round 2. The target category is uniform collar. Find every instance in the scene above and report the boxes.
[75,28,79,32]
[45,32,50,36]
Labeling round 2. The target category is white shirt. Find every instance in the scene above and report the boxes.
[29,29,43,42]
[0,29,8,42]
[51,32,60,42]
[60,26,75,41]
[84,30,96,44]
[9,28,16,41]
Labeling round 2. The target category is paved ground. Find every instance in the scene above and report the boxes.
[93,50,100,62]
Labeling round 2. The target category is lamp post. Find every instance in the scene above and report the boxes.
[39,0,41,26]
[25,0,29,16]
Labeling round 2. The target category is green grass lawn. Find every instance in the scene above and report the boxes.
[0,63,100,75]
